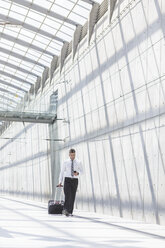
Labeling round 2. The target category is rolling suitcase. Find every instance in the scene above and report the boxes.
[48,185,64,214]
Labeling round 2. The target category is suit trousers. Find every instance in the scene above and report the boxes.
[64,177,78,214]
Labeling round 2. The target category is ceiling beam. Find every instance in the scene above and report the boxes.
[0,101,15,109]
[0,70,33,86]
[0,13,67,43]
[8,0,79,26]
[81,0,96,4]
[0,93,18,105]
[0,59,39,77]
[0,47,45,68]
[0,32,54,57]
[0,87,22,98]
[0,79,28,93]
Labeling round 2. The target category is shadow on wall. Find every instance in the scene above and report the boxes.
[0,123,35,152]
[0,150,48,171]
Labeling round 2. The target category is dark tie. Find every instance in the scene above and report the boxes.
[71,160,74,177]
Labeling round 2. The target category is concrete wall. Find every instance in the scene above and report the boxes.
[0,0,165,225]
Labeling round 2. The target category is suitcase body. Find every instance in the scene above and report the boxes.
[48,200,64,214]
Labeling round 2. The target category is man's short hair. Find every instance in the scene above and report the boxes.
[69,148,76,153]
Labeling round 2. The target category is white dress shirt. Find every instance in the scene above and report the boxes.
[59,158,83,184]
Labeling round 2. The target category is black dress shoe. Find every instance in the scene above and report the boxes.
[62,209,69,216]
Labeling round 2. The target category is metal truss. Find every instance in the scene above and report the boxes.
[0,111,57,124]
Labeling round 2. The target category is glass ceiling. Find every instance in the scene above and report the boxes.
[0,0,102,110]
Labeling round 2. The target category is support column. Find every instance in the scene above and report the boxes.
[28,84,35,102]
[72,25,83,60]
[49,55,58,84]
[108,0,117,23]
[35,76,41,95]
[60,42,69,73]
[88,3,100,45]
[41,67,49,91]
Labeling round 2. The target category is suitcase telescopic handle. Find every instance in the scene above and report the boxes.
[54,185,64,202]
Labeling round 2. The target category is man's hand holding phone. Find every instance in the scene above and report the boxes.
[74,171,79,176]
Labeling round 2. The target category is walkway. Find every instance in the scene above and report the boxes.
[0,196,165,248]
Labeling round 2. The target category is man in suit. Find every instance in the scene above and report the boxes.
[57,148,83,216]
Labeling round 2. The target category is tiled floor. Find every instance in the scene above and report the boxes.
[0,195,165,248]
